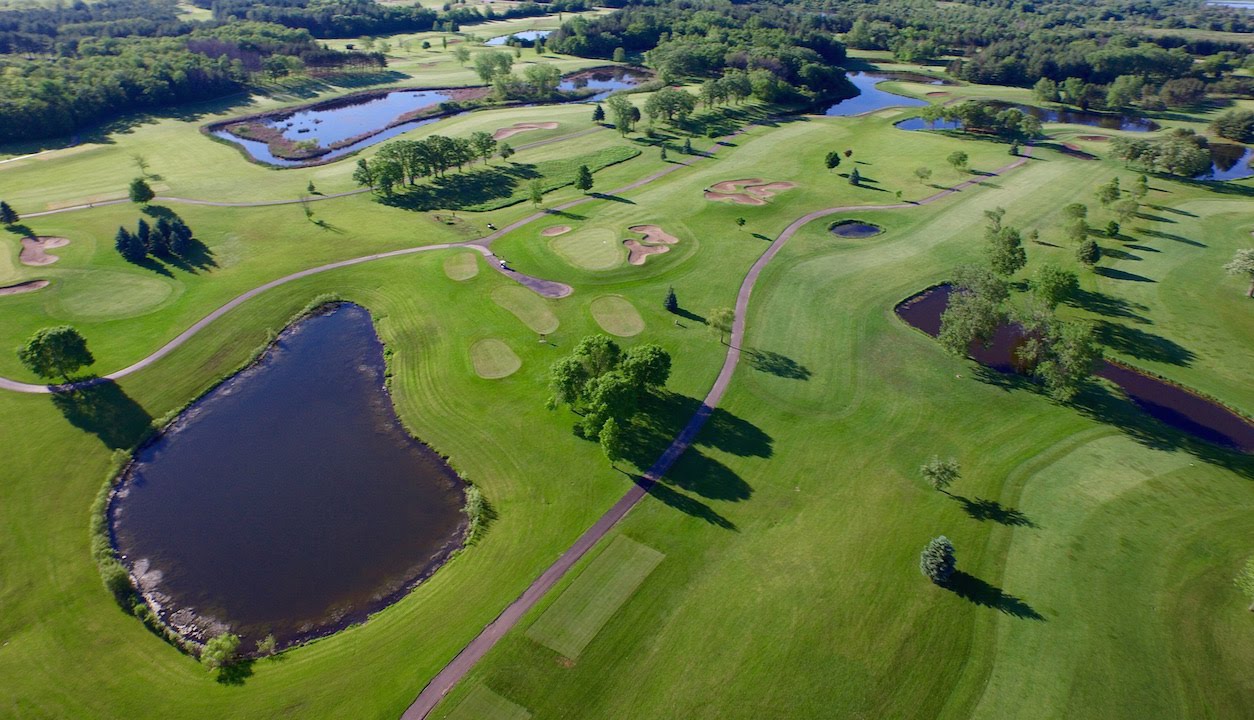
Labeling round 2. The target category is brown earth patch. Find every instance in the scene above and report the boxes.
[705,178,796,205]
[623,239,669,265]
[540,225,572,237]
[20,236,70,266]
[493,121,559,141]
[0,279,49,296]
[628,224,678,245]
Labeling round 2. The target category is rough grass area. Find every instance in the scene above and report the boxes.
[490,285,559,334]
[443,251,480,281]
[441,684,532,720]
[470,338,522,379]
[524,535,665,659]
[588,294,644,336]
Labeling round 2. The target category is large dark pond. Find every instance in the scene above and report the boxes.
[821,71,943,116]
[1198,142,1254,181]
[896,284,1254,453]
[896,102,1158,132]
[110,304,466,651]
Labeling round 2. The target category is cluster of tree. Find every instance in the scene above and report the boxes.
[467,52,563,101]
[938,210,1101,402]
[545,0,850,100]
[1110,129,1213,178]
[547,335,672,463]
[0,0,189,54]
[200,0,568,38]
[190,21,384,76]
[351,131,504,196]
[114,216,197,263]
[1211,109,1254,144]
[1032,73,1213,112]
[918,101,1042,141]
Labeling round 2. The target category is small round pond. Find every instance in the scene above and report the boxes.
[109,303,467,651]
[895,284,1254,453]
[829,220,883,238]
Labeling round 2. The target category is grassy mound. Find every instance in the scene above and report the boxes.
[589,295,644,336]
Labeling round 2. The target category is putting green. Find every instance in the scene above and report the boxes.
[51,270,178,320]
[550,227,623,270]
[491,286,559,334]
[443,251,480,281]
[525,535,664,659]
[470,339,522,379]
[443,684,531,720]
[589,295,645,337]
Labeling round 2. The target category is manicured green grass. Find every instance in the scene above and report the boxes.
[523,535,665,659]
[491,285,560,334]
[551,227,623,270]
[588,294,644,336]
[443,684,532,720]
[470,338,522,379]
[443,251,481,281]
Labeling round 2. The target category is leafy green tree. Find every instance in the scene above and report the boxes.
[938,265,1008,355]
[575,164,594,193]
[664,286,678,313]
[472,50,512,83]
[1065,218,1089,244]
[592,104,605,123]
[920,456,960,492]
[1077,239,1101,267]
[683,138,693,155]
[1224,248,1254,298]
[1105,75,1144,109]
[1062,77,1092,108]
[920,536,956,585]
[621,344,672,389]
[599,416,628,464]
[549,356,591,407]
[1096,177,1121,206]
[708,307,734,344]
[659,146,668,161]
[574,334,621,377]
[136,219,152,253]
[128,177,154,205]
[612,47,626,63]
[200,633,240,671]
[469,131,497,164]
[528,178,544,207]
[18,325,94,380]
[499,142,515,161]
[825,151,841,170]
[1211,109,1254,143]
[1105,220,1120,238]
[0,200,18,225]
[644,87,697,124]
[452,45,470,65]
[606,95,636,136]
[523,63,562,97]
[256,634,278,657]
[352,158,375,188]
[914,167,932,184]
[986,227,1026,276]
[1033,77,1060,103]
[1113,199,1139,223]
[1031,263,1079,309]
[1015,309,1103,401]
[1132,174,1149,199]
[947,151,969,173]
[1062,203,1087,221]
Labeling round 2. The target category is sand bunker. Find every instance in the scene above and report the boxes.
[628,225,678,245]
[0,279,49,296]
[540,225,572,237]
[493,122,559,141]
[705,178,797,206]
[20,236,70,266]
[623,240,670,265]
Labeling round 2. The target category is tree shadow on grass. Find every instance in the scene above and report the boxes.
[1067,289,1150,324]
[747,349,811,380]
[215,659,255,686]
[588,192,634,204]
[634,476,737,530]
[1102,247,1140,261]
[1140,228,1205,248]
[951,495,1037,528]
[948,571,1045,620]
[382,163,541,212]
[1095,266,1154,283]
[1096,321,1195,366]
[50,380,153,450]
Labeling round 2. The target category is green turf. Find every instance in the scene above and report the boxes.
[491,285,560,334]
[588,294,644,336]
[442,684,532,720]
[524,535,665,659]
[551,228,623,270]
[443,251,481,281]
[470,338,522,379]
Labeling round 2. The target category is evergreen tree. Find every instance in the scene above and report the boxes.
[170,220,194,256]
[114,227,145,262]
[824,151,841,170]
[575,164,594,192]
[128,177,154,205]
[1077,239,1101,266]
[849,167,861,185]
[592,104,605,123]
[136,219,153,253]
[0,200,18,225]
[664,286,678,313]
[920,536,956,585]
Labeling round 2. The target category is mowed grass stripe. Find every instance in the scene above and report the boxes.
[441,684,531,720]
[491,285,559,334]
[526,535,665,659]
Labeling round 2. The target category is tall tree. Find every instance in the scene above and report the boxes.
[986,227,1027,276]
[114,227,145,263]
[599,416,628,464]
[200,633,240,671]
[664,286,678,313]
[128,177,154,205]
[452,45,470,66]
[605,95,636,136]
[825,151,842,170]
[470,131,497,164]
[575,164,594,193]
[920,536,956,585]
[0,201,18,225]
[708,307,734,344]
[947,151,969,173]
[621,344,672,389]
[1031,263,1079,308]
[528,179,544,207]
[1077,239,1101,267]
[1096,177,1121,207]
[1224,248,1254,298]
[920,456,960,493]
[592,104,605,123]
[18,326,94,380]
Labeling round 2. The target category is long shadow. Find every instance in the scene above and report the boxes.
[1125,244,1160,253]
[544,209,587,220]
[1133,211,1175,224]
[1095,267,1154,283]
[747,349,811,380]
[1102,247,1140,261]
[1096,321,1195,366]
[672,307,706,324]
[215,659,255,686]
[588,192,635,204]
[383,163,542,212]
[635,476,737,530]
[1067,288,1150,323]
[1140,229,1205,247]
[951,495,1037,528]
[948,571,1045,620]
[49,380,153,449]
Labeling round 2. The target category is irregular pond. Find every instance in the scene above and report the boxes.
[821,71,943,116]
[829,220,883,238]
[110,303,467,651]
[560,67,648,102]
[896,102,1158,132]
[1198,142,1254,181]
[895,284,1254,453]
[485,29,551,46]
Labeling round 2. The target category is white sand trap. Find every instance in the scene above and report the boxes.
[705,179,796,205]
[20,236,70,266]
[540,225,572,237]
[0,279,49,296]
[628,224,678,245]
[624,239,669,265]
[493,122,559,141]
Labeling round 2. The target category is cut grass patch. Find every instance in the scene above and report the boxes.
[589,295,644,337]
[552,227,622,270]
[441,683,531,720]
[491,285,559,334]
[52,270,179,320]
[525,535,664,659]
[470,338,522,379]
[443,251,480,281]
